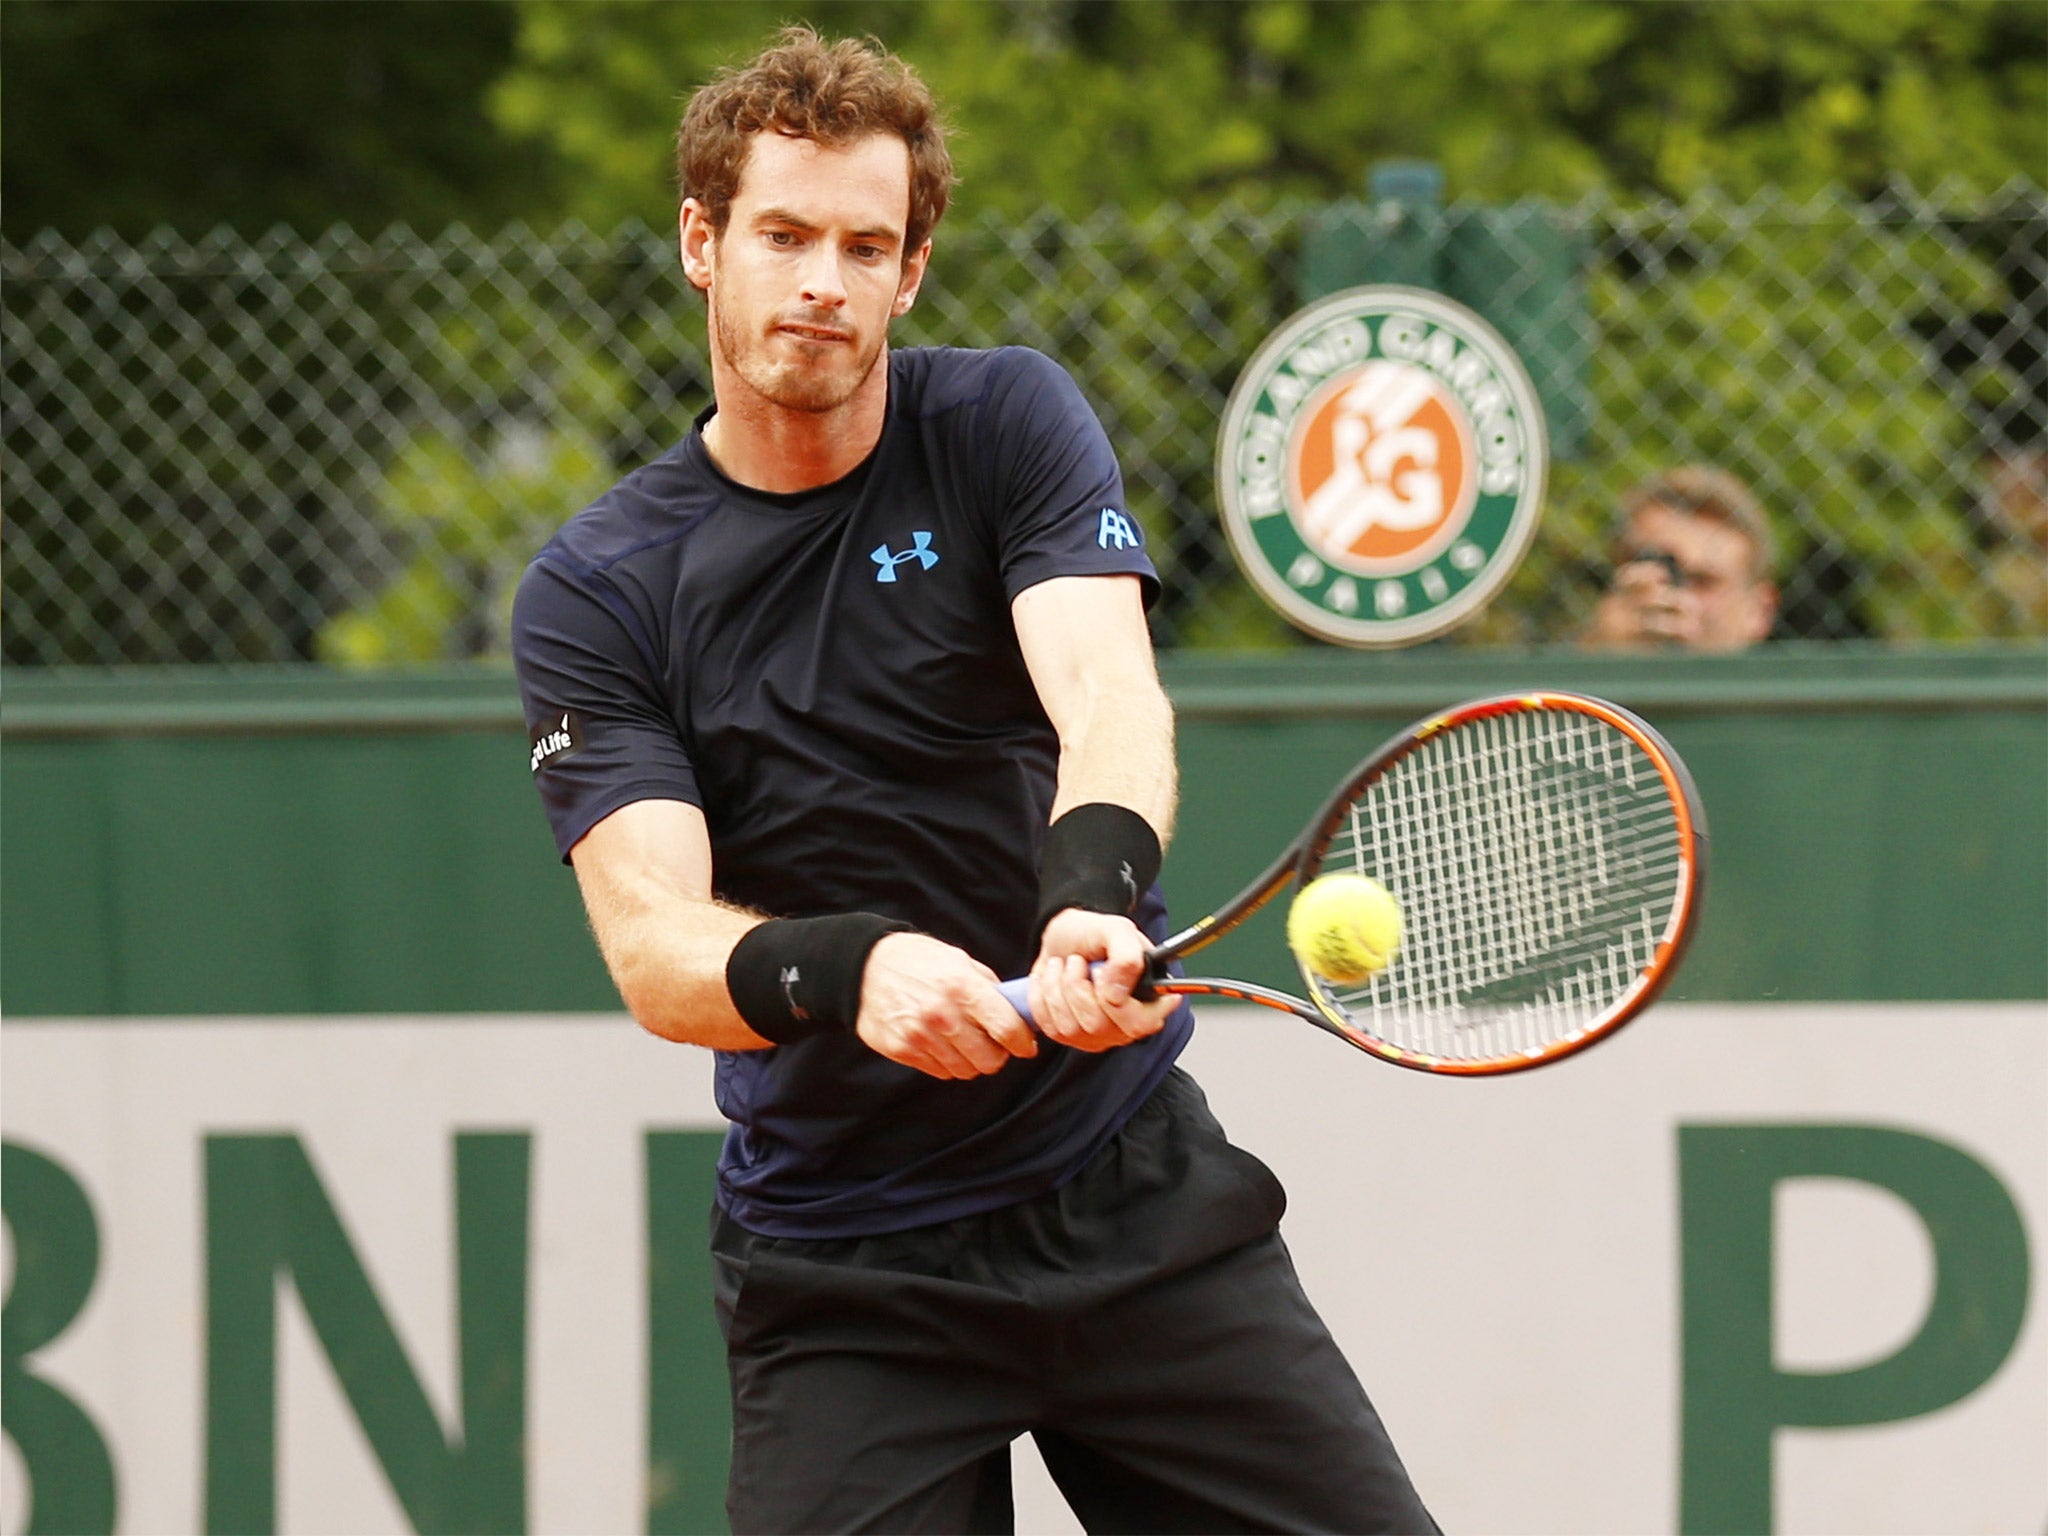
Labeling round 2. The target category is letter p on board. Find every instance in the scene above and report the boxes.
[1677,1124,2030,1535]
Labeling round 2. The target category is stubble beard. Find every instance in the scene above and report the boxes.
[710,284,886,416]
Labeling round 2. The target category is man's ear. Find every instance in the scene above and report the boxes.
[892,239,932,318]
[1746,581,1780,644]
[679,200,717,293]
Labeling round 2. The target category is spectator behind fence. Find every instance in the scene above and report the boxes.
[1581,465,1780,652]
[1974,444,2048,632]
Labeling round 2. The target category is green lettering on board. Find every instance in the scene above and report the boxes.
[204,1133,529,1535]
[1678,1123,2030,1535]
[1,1141,119,1535]
[644,1131,732,1536]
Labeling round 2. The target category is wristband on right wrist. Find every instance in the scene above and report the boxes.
[725,913,914,1045]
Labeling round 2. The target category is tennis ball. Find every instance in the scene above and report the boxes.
[1287,873,1402,985]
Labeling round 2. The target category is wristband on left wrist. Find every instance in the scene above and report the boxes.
[1032,801,1162,943]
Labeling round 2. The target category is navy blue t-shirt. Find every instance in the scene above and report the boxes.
[510,346,1193,1237]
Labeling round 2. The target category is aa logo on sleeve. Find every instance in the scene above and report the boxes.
[1216,286,1548,646]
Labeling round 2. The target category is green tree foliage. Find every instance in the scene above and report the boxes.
[299,2,2048,657]
[2,0,582,664]
[8,1,2041,660]
[312,244,678,665]
[10,1,2035,238]
[317,424,614,665]
[1,0,550,240]
[1477,190,2033,647]
[474,0,2042,655]
[488,0,2044,224]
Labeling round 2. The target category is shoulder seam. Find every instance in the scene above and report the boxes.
[912,345,1035,423]
[528,550,668,683]
[541,500,716,579]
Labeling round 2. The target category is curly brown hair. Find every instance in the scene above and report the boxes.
[676,26,955,256]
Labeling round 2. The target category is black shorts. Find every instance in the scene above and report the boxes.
[709,1068,1439,1535]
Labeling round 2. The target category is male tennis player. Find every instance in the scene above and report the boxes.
[512,27,1437,1534]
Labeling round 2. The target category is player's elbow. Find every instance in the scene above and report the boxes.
[618,982,687,1044]
[591,929,691,1044]
[612,948,765,1051]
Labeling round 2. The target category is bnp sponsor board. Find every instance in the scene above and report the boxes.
[1218,286,1548,646]
[4,1006,2042,1536]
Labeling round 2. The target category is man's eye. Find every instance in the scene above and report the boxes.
[766,231,797,247]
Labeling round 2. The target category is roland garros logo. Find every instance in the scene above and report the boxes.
[1217,286,1548,646]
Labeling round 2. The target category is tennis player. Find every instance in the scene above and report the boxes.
[512,27,1438,1534]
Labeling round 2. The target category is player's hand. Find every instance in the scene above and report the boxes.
[1586,560,1703,650]
[856,931,1038,1080]
[1028,909,1178,1052]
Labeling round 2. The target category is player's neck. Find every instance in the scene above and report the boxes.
[701,351,890,494]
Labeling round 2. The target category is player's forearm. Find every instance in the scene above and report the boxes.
[581,876,774,1049]
[1047,673,1178,844]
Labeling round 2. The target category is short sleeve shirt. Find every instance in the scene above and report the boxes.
[511,346,1193,1237]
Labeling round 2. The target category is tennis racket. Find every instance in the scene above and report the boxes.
[999,691,1706,1075]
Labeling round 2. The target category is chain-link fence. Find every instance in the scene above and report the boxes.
[5,182,2043,666]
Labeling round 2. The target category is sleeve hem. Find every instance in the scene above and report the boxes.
[1002,559,1161,611]
[554,782,705,865]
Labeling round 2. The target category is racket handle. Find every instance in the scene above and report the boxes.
[996,976,1037,1024]
[997,961,1156,1025]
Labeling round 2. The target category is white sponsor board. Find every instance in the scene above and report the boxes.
[4,1004,2043,1536]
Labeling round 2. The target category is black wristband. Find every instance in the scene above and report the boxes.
[726,913,914,1045]
[1033,802,1163,941]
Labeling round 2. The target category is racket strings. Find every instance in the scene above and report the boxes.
[1316,708,1686,1063]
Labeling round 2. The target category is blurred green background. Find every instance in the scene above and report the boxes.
[8,0,2043,235]
[6,0,2045,665]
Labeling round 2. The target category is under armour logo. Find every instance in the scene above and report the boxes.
[872,531,938,582]
[1119,859,1138,905]
[779,964,810,1022]
[1097,509,1141,550]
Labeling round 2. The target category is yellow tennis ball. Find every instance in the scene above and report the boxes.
[1287,873,1402,984]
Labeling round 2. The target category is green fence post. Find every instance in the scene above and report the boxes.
[1297,160,1589,459]
[1444,202,1591,457]
[1298,159,1446,302]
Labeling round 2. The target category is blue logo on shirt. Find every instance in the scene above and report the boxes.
[1097,508,1142,550]
[872,531,939,582]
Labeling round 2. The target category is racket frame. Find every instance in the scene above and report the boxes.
[1145,691,1708,1076]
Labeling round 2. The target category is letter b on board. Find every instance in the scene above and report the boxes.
[2,1141,118,1535]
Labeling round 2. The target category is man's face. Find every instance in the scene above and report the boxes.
[1617,502,1777,651]
[1984,449,2048,548]
[681,131,929,417]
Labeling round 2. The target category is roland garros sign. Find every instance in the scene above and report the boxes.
[1217,286,1548,646]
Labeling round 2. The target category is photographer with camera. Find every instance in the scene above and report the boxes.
[1581,465,1779,652]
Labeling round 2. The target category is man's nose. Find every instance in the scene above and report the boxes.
[799,245,848,308]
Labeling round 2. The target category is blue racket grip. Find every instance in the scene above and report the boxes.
[999,961,1154,1025]
[996,976,1038,1023]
